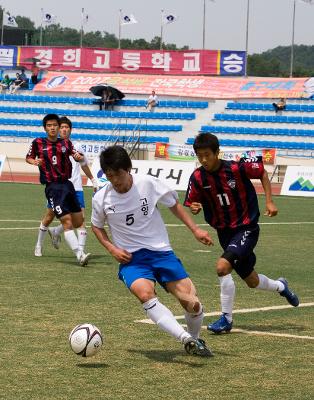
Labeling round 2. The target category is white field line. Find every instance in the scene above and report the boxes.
[135,302,314,324]
[180,324,314,341]
[0,221,314,231]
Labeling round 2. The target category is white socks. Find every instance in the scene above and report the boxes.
[184,308,204,339]
[54,224,64,236]
[64,230,80,258]
[77,228,87,252]
[143,298,191,344]
[256,274,285,292]
[54,226,86,252]
[219,274,235,323]
[36,223,48,246]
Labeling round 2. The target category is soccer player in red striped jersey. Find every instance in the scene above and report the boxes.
[26,114,91,266]
[184,133,299,334]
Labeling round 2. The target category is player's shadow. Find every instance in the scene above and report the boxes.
[128,349,210,367]
[77,362,109,368]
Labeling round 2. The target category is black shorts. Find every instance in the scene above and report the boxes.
[217,225,260,279]
[45,181,81,218]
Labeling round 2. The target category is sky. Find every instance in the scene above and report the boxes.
[1,0,314,54]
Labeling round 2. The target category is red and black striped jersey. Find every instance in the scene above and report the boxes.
[184,159,265,230]
[26,137,78,184]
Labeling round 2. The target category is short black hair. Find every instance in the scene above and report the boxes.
[43,114,60,128]
[59,116,72,130]
[100,146,132,173]
[193,133,220,154]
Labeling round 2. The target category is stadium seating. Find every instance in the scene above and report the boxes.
[185,136,314,150]
[0,94,208,109]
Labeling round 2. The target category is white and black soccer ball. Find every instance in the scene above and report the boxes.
[69,323,103,357]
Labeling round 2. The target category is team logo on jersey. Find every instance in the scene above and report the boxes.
[61,146,66,153]
[227,179,236,189]
[251,163,260,169]
[108,205,116,213]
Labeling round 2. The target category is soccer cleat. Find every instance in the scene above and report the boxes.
[48,228,61,249]
[34,245,42,257]
[207,314,233,334]
[278,277,299,307]
[184,337,213,357]
[79,252,91,267]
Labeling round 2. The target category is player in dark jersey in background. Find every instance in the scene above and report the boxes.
[26,114,91,266]
[184,133,299,333]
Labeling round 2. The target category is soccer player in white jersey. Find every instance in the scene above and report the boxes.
[34,117,99,266]
[91,146,215,357]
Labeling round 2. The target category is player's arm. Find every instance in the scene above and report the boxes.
[169,200,213,246]
[260,169,278,217]
[184,175,203,215]
[68,139,84,162]
[81,164,99,192]
[91,224,132,263]
[26,140,42,166]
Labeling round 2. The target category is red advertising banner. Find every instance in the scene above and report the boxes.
[34,71,307,99]
[17,47,246,76]
[155,143,276,164]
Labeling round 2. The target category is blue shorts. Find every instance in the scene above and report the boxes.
[47,190,85,209]
[118,248,189,289]
[217,225,260,279]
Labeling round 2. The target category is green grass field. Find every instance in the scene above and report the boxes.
[0,182,313,400]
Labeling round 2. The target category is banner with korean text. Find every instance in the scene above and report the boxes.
[90,159,196,190]
[154,143,276,164]
[34,71,307,99]
[13,46,245,76]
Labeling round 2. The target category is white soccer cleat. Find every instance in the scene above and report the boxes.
[78,252,91,267]
[48,228,61,249]
[34,245,42,257]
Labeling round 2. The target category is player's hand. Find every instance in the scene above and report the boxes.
[190,202,202,215]
[73,152,84,161]
[34,158,43,166]
[111,248,132,264]
[91,178,99,193]
[193,227,214,246]
[264,201,278,217]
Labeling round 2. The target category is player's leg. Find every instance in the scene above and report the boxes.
[166,277,213,356]
[35,208,55,256]
[243,266,299,307]
[74,192,87,252]
[46,182,89,266]
[151,250,212,356]
[166,277,203,338]
[119,250,212,356]
[60,213,90,266]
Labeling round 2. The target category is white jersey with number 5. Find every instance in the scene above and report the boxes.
[91,174,178,253]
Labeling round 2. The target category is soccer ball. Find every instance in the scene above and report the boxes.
[69,323,103,357]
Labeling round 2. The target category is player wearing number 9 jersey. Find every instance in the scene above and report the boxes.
[91,145,215,357]
[26,114,91,266]
[184,133,299,334]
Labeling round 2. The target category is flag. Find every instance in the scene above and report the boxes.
[162,14,178,25]
[4,13,18,27]
[42,11,57,24]
[82,12,89,25]
[120,14,138,25]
